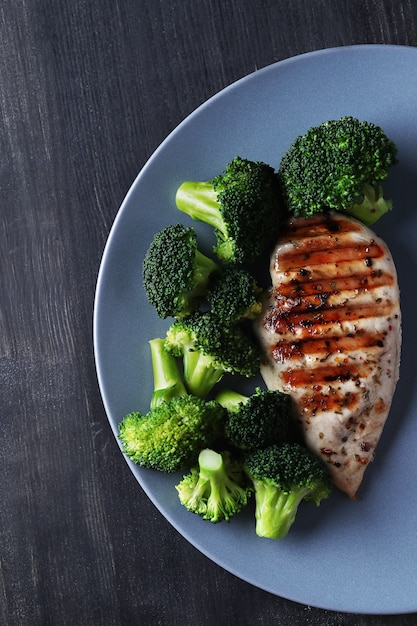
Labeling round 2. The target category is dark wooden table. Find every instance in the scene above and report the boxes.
[2,2,416,624]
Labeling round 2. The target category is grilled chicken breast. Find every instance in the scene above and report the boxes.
[256,212,401,498]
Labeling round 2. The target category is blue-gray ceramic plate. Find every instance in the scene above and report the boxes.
[94,45,417,614]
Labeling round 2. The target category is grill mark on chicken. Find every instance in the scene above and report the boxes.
[281,214,363,239]
[297,389,360,418]
[271,331,387,362]
[265,304,396,335]
[276,272,394,298]
[278,241,383,271]
[282,361,364,386]
[256,212,401,499]
[276,257,389,282]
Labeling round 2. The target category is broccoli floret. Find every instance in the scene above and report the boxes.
[149,338,187,409]
[206,268,263,323]
[119,398,226,473]
[176,448,252,523]
[164,311,260,399]
[278,116,397,224]
[118,339,226,472]
[244,443,332,539]
[176,156,282,265]
[142,223,219,319]
[216,387,293,451]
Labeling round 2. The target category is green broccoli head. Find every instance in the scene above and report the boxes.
[278,116,397,224]
[164,311,260,399]
[244,443,332,539]
[216,387,294,451]
[175,156,282,265]
[142,223,219,319]
[206,267,263,323]
[176,448,253,523]
[118,396,227,473]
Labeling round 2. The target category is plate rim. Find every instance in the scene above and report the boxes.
[93,43,417,615]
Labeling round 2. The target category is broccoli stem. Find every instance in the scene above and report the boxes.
[176,181,225,231]
[349,183,392,225]
[198,449,247,523]
[182,348,224,399]
[198,448,224,477]
[215,388,248,411]
[252,479,308,539]
[193,249,220,290]
[149,338,187,409]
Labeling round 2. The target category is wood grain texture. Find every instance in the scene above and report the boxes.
[1,1,416,624]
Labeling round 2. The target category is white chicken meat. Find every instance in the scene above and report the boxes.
[256,212,401,499]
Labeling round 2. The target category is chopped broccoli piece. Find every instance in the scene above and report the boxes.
[244,443,332,539]
[278,116,397,224]
[176,156,282,265]
[164,310,260,399]
[142,223,219,319]
[118,340,226,472]
[206,267,263,323]
[119,398,226,473]
[216,387,293,451]
[176,448,252,523]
